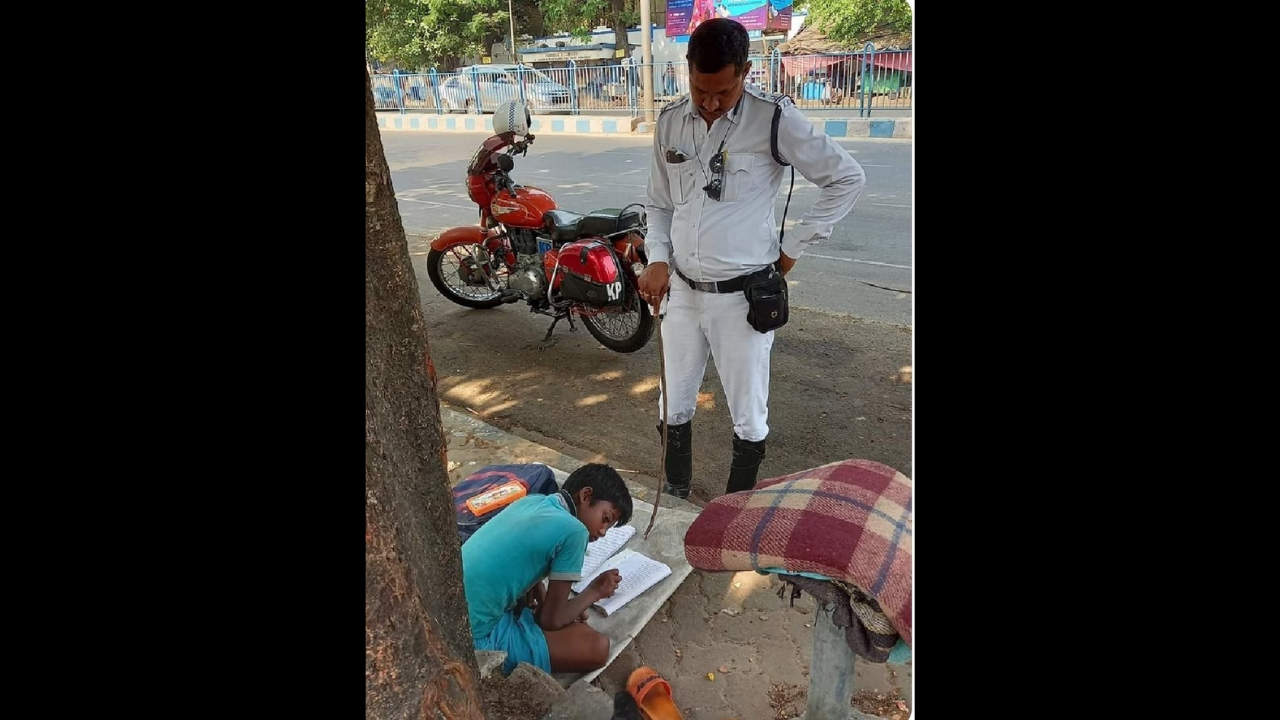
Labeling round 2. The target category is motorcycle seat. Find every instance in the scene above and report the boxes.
[579,207,645,237]
[543,210,585,242]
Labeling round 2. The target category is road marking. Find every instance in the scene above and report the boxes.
[540,177,647,189]
[396,196,476,210]
[805,253,911,270]
[872,202,911,208]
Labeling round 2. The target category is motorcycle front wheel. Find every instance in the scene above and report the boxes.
[426,244,509,309]
[580,289,654,353]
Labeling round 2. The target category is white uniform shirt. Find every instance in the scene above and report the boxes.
[645,87,866,282]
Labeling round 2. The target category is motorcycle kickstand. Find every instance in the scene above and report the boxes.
[541,315,564,347]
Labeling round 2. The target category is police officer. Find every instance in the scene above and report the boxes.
[638,18,866,499]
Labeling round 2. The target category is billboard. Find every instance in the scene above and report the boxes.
[666,0,793,42]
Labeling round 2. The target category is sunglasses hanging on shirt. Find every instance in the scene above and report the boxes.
[698,93,745,202]
[703,149,726,201]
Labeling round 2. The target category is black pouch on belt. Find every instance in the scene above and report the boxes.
[742,265,789,333]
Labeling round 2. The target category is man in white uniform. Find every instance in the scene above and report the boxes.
[638,18,865,499]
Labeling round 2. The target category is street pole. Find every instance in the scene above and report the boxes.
[508,0,518,63]
[639,0,655,123]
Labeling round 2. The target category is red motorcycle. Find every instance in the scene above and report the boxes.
[426,111,654,353]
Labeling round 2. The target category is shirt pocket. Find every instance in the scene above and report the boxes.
[664,158,695,205]
[721,152,756,203]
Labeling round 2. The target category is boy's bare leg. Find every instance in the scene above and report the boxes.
[545,621,610,673]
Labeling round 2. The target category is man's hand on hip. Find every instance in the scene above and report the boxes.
[638,262,670,314]
[778,252,797,277]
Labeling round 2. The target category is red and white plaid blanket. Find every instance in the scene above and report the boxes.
[683,459,912,646]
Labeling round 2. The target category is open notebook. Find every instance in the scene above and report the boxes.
[572,549,672,616]
[579,524,637,580]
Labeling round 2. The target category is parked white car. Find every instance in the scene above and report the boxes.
[440,65,573,114]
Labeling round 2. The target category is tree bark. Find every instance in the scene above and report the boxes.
[512,0,546,41]
[612,0,630,58]
[365,69,486,720]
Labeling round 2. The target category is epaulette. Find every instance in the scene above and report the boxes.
[659,95,690,117]
[745,85,795,111]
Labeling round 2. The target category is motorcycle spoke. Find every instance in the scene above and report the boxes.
[585,296,642,340]
[439,245,507,301]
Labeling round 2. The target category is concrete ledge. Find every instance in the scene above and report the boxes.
[475,650,507,679]
[812,117,911,139]
[376,112,638,136]
[508,662,566,700]
[542,682,615,720]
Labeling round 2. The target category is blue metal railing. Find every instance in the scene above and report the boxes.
[370,50,912,119]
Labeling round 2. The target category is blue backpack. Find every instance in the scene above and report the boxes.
[452,463,559,544]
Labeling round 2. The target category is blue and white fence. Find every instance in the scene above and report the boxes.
[371,47,912,118]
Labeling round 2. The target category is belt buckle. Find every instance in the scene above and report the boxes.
[695,280,715,293]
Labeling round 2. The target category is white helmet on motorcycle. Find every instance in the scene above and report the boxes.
[493,101,532,136]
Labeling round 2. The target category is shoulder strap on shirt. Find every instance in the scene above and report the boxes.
[659,95,688,117]
[762,93,796,254]
[768,94,794,167]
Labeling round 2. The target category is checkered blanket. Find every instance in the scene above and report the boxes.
[683,459,912,646]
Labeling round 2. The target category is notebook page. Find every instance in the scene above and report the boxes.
[593,553,673,616]
[578,525,637,581]
[573,549,637,594]
[595,553,671,616]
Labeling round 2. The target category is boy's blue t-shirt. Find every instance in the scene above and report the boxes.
[461,493,588,640]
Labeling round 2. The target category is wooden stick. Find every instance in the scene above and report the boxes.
[644,307,667,540]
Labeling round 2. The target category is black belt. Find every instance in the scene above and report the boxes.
[673,266,750,294]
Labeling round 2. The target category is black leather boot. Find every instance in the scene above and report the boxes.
[656,421,693,499]
[725,433,766,495]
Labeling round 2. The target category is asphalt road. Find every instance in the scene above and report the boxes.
[381,131,912,325]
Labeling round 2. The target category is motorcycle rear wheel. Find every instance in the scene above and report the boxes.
[427,245,508,309]
[580,290,654,353]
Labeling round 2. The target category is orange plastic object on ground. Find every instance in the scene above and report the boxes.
[627,666,684,720]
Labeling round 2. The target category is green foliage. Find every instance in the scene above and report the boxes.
[366,0,641,67]
[540,0,610,42]
[366,0,510,71]
[805,0,912,45]
[540,0,635,47]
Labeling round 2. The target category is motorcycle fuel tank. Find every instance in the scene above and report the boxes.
[490,186,557,228]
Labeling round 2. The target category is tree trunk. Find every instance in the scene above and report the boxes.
[365,69,486,720]
[516,0,546,39]
[612,0,630,58]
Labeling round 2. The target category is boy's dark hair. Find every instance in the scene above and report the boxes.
[686,18,750,76]
[563,463,633,526]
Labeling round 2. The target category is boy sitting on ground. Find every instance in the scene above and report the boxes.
[462,463,633,675]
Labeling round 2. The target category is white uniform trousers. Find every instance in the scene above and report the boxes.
[657,279,774,442]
